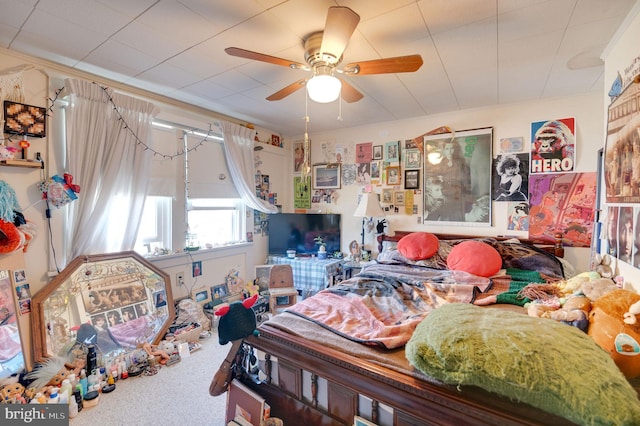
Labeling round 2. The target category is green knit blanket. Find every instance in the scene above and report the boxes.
[406,303,640,425]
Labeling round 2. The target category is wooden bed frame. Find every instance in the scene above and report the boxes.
[239,232,572,426]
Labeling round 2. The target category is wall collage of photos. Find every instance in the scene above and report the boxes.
[602,64,640,269]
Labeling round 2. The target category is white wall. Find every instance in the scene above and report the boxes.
[602,4,640,291]
[295,92,604,273]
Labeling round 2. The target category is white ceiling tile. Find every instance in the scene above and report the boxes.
[0,0,635,136]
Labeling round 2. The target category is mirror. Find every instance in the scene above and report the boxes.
[31,251,174,363]
[0,270,25,378]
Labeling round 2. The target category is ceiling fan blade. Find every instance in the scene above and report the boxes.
[320,7,360,61]
[266,79,307,101]
[343,55,423,76]
[225,47,307,69]
[339,78,363,103]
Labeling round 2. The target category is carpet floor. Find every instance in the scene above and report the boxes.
[70,331,231,426]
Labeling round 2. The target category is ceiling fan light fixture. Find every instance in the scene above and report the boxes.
[306,68,342,103]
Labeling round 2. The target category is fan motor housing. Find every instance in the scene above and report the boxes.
[304,31,342,67]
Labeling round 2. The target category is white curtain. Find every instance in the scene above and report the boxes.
[221,121,278,213]
[64,79,159,260]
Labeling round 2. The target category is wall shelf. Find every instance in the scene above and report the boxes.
[0,159,42,168]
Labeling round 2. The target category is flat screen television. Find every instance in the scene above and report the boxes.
[268,213,341,256]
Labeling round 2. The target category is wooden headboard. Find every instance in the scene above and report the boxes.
[377,231,565,258]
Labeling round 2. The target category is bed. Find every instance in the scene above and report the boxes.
[236,232,640,426]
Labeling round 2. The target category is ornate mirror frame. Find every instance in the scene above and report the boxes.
[31,251,174,363]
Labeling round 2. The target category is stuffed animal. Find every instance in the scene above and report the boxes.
[1,382,26,404]
[589,289,640,378]
[593,253,614,279]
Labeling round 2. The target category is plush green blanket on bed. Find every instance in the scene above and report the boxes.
[406,303,640,425]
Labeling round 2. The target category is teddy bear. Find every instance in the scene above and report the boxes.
[588,288,640,378]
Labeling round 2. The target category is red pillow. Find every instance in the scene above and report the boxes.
[446,240,502,277]
[397,232,439,261]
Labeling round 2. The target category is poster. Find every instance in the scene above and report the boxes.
[530,118,575,174]
[528,172,597,247]
[294,176,311,209]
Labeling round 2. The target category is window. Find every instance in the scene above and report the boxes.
[187,198,246,248]
[134,196,172,255]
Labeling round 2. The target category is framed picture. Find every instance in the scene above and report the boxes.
[404,148,421,169]
[354,416,378,426]
[372,145,383,160]
[3,101,46,137]
[384,141,400,163]
[293,140,304,173]
[192,260,202,277]
[254,265,273,293]
[312,163,341,189]
[271,134,280,147]
[394,191,405,206]
[405,170,419,189]
[211,283,229,301]
[386,166,400,185]
[382,188,393,203]
[194,288,209,304]
[423,127,493,225]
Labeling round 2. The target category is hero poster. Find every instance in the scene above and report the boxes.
[530,118,575,174]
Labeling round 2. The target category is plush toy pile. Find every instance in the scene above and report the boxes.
[524,270,640,379]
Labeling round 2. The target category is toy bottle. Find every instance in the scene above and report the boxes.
[69,397,78,418]
[79,369,88,396]
[48,388,60,404]
[60,378,72,402]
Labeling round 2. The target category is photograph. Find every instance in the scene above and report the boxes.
[121,306,136,322]
[254,265,272,293]
[293,140,304,173]
[405,170,419,190]
[195,289,209,303]
[372,145,383,160]
[15,283,30,300]
[382,188,393,203]
[385,141,400,163]
[394,191,405,206]
[154,290,167,308]
[13,269,26,283]
[404,148,421,169]
[492,153,529,202]
[312,163,341,189]
[386,166,400,185]
[211,283,229,301]
[192,260,202,277]
[135,302,150,317]
[423,127,493,225]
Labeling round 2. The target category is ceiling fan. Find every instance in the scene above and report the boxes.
[225,6,423,104]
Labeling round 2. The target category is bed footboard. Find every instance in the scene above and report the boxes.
[239,324,574,426]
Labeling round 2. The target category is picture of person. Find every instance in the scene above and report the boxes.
[424,176,445,220]
[121,306,136,322]
[135,303,149,317]
[606,206,619,258]
[294,142,304,173]
[507,203,530,231]
[107,310,122,327]
[464,194,491,222]
[154,291,167,307]
[15,284,31,300]
[192,261,202,277]
[211,284,228,300]
[634,209,640,268]
[618,207,634,264]
[426,139,471,222]
[13,270,26,283]
[494,154,527,201]
[91,314,108,331]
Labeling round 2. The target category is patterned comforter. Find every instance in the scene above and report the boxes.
[286,262,548,349]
